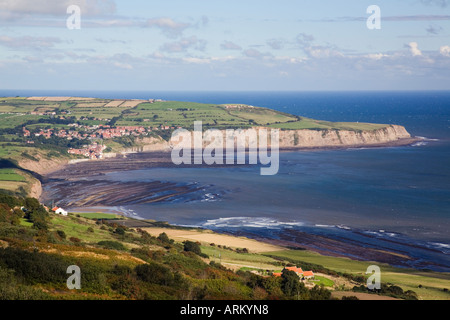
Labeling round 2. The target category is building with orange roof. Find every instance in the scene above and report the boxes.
[302,271,315,279]
[285,266,303,276]
[272,272,282,277]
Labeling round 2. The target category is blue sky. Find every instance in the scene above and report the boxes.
[0,0,449,91]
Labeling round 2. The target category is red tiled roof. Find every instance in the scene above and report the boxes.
[303,271,314,277]
[285,266,303,274]
[272,272,282,277]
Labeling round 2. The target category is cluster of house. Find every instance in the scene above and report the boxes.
[67,142,106,159]
[23,124,177,141]
[272,266,315,280]
[22,123,181,159]
[224,104,255,109]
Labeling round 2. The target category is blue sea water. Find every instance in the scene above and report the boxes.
[4,90,450,270]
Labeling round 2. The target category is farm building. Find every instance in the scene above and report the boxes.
[52,207,68,216]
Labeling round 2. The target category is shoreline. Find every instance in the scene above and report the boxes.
[36,135,447,272]
[37,135,423,202]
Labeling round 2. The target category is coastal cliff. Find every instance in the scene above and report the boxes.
[278,125,413,149]
[170,124,416,150]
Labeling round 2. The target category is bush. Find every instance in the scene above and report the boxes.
[0,194,23,208]
[69,237,81,244]
[157,232,173,244]
[0,267,50,300]
[114,227,125,236]
[56,230,66,239]
[97,240,126,251]
[135,262,176,286]
[183,241,201,255]
[0,247,68,285]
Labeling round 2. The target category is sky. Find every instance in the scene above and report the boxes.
[0,0,449,91]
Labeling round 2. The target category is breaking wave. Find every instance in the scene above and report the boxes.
[202,217,304,229]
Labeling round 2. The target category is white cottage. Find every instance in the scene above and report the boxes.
[52,207,68,216]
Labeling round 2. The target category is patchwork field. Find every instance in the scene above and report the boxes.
[0,97,390,131]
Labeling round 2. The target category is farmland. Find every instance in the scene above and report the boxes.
[0,96,389,132]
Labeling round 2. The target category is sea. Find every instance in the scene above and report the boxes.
[3,90,450,271]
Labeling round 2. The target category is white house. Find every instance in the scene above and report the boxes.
[52,207,68,216]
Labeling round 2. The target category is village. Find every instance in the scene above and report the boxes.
[22,123,178,159]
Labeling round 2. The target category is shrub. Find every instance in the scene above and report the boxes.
[69,237,81,244]
[135,262,175,286]
[56,230,66,239]
[0,247,68,285]
[97,240,126,251]
[0,267,51,299]
[157,232,173,244]
[183,241,201,255]
[114,227,125,236]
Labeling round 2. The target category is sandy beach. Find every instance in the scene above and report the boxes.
[142,227,284,253]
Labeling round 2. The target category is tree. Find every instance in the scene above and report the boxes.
[281,270,301,297]
[183,241,201,255]
[25,198,40,211]
[157,232,171,244]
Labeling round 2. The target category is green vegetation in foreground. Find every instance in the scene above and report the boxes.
[0,193,335,300]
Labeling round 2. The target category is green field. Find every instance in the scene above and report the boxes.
[50,214,119,244]
[313,275,335,287]
[0,168,27,182]
[0,97,390,132]
[269,117,389,131]
[73,212,121,220]
[264,250,450,300]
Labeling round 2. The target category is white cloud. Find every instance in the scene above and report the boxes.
[305,46,343,59]
[439,45,450,57]
[365,53,389,60]
[145,17,191,38]
[407,42,422,56]
[113,62,133,70]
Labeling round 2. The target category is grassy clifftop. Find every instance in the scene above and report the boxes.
[0,96,390,131]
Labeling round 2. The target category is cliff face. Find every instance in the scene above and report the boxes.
[18,156,69,175]
[169,125,414,150]
[104,137,171,157]
[279,125,412,149]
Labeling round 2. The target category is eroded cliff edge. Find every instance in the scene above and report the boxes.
[278,125,415,149]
